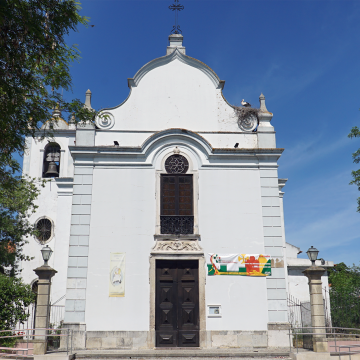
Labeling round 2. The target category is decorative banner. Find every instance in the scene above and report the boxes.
[109,253,125,297]
[207,253,271,276]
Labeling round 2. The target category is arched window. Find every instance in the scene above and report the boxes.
[161,154,193,235]
[34,217,54,244]
[43,143,60,178]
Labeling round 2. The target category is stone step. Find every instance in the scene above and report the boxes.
[76,358,291,360]
[74,349,291,359]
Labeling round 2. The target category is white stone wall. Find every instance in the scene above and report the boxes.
[260,169,288,323]
[22,40,288,339]
[94,131,258,150]
[62,135,283,332]
[85,167,155,331]
[199,168,268,331]
[23,133,75,179]
[21,134,75,306]
[106,57,236,133]
[64,166,94,322]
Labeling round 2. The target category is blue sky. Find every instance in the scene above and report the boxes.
[56,0,360,266]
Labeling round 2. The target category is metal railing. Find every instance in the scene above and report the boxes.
[160,215,194,235]
[49,305,65,329]
[287,291,332,330]
[324,287,360,329]
[289,326,360,360]
[13,305,35,335]
[0,328,73,359]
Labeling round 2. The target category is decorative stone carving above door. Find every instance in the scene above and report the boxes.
[152,240,203,254]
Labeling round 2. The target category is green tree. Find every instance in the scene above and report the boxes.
[0,0,97,170]
[348,126,360,212]
[0,0,96,274]
[0,160,44,275]
[0,0,97,336]
[328,262,360,293]
[0,274,35,346]
[328,262,360,328]
[0,0,97,272]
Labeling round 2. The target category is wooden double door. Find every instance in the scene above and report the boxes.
[155,260,199,347]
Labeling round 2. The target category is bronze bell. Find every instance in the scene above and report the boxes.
[45,161,59,177]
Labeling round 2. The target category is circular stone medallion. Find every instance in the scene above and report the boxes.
[238,112,258,132]
[95,112,115,130]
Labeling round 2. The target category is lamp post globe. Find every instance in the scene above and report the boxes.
[41,245,53,266]
[306,246,319,266]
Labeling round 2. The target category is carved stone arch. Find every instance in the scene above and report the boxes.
[147,136,209,174]
[44,141,62,152]
[142,129,213,160]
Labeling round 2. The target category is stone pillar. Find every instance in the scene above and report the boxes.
[303,266,327,352]
[257,93,276,149]
[33,265,57,355]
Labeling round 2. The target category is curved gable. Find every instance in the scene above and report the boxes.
[128,49,225,90]
[98,48,238,132]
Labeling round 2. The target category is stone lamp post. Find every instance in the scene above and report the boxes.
[303,246,328,353]
[33,245,57,355]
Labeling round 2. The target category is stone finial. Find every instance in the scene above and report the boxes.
[257,92,275,148]
[259,93,268,112]
[52,102,61,118]
[167,34,186,55]
[169,34,183,47]
[84,89,93,110]
[69,113,76,129]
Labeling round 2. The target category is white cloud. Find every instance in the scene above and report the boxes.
[284,168,360,264]
[279,132,351,171]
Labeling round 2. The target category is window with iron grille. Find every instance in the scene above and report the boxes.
[160,174,194,235]
[34,217,53,244]
[165,154,189,174]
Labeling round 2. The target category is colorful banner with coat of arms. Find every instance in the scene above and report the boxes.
[207,253,271,276]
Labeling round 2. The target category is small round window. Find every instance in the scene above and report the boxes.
[35,217,53,244]
[165,155,189,174]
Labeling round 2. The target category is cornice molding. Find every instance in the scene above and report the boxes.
[55,177,73,196]
[69,128,283,158]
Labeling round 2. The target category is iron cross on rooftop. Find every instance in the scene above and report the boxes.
[169,0,184,34]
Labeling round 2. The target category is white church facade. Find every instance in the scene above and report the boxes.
[21,33,332,350]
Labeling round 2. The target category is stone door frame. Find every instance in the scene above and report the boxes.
[149,251,206,348]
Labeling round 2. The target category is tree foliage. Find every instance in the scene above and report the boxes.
[0,0,96,169]
[0,274,35,346]
[0,0,97,333]
[328,262,360,294]
[348,126,360,212]
[0,160,44,275]
[0,0,98,272]
[328,262,360,328]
